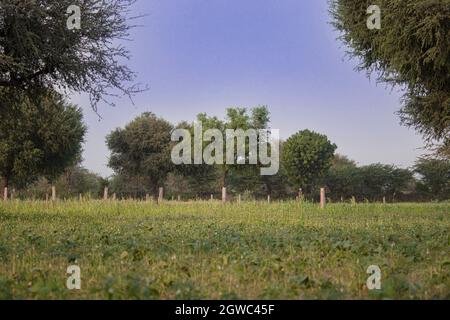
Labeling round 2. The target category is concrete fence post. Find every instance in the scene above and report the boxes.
[222,187,227,204]
[320,188,326,209]
[51,186,56,202]
[158,187,164,204]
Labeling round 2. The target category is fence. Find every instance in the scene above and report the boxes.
[2,186,334,207]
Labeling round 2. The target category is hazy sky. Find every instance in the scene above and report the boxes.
[72,0,424,177]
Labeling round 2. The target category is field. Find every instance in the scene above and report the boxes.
[0,200,449,300]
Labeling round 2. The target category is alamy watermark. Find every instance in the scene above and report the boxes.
[366,265,382,290]
[67,5,81,30]
[66,265,81,290]
[367,5,381,30]
[171,123,280,176]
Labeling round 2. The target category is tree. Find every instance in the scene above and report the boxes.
[324,154,360,200]
[324,157,414,202]
[358,164,413,202]
[414,158,450,200]
[330,0,450,154]
[177,106,272,189]
[21,165,102,199]
[0,89,86,189]
[283,130,337,194]
[106,112,174,197]
[0,0,143,110]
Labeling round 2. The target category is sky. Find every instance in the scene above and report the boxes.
[71,0,424,178]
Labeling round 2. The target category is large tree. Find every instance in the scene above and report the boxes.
[0,0,143,110]
[106,112,174,196]
[0,89,86,189]
[330,0,450,155]
[189,106,271,188]
[283,130,337,194]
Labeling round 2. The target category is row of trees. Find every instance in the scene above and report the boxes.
[99,109,449,202]
[7,105,448,202]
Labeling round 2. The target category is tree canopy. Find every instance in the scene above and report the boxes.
[0,89,86,188]
[283,130,337,193]
[106,112,174,196]
[414,157,450,200]
[0,0,142,110]
[330,0,450,154]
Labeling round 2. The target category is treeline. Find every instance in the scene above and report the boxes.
[17,109,450,203]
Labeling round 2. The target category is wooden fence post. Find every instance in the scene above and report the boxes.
[320,188,326,209]
[51,186,56,202]
[158,187,164,204]
[298,188,303,202]
[383,196,386,204]
[267,195,271,204]
[238,194,241,204]
[211,194,214,201]
[178,195,181,202]
[103,187,108,200]
[222,187,227,204]
[113,193,117,201]
[146,194,150,202]
[3,187,7,201]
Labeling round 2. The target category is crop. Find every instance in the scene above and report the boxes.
[0,200,448,299]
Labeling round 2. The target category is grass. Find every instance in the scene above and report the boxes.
[0,200,449,300]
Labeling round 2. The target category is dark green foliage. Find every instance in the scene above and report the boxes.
[0,89,86,188]
[177,106,271,189]
[283,130,337,193]
[324,155,414,201]
[20,165,103,199]
[414,157,450,200]
[330,0,450,152]
[0,0,142,110]
[106,112,174,196]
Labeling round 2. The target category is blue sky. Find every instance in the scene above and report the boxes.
[72,0,424,177]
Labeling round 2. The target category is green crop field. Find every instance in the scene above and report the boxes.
[0,200,448,300]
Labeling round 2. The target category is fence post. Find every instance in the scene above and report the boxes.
[211,194,214,201]
[103,187,108,200]
[178,195,181,202]
[158,187,164,204]
[51,186,56,202]
[320,188,326,209]
[3,187,7,201]
[383,196,386,204]
[145,194,150,202]
[222,187,227,204]
[298,188,303,202]
[238,194,241,204]
[267,195,271,204]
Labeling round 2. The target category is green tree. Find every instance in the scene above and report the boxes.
[324,154,361,200]
[283,130,337,194]
[178,106,271,189]
[21,165,102,199]
[106,112,174,197]
[358,164,413,202]
[0,0,143,110]
[0,89,86,189]
[330,0,450,154]
[414,158,450,200]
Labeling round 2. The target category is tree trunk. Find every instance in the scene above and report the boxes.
[220,169,228,188]
[2,176,8,190]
